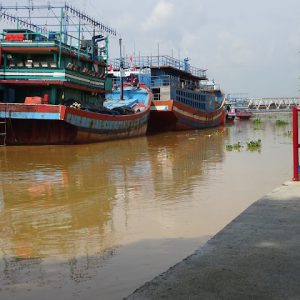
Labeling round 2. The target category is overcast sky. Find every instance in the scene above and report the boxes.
[85,0,300,98]
[2,0,300,97]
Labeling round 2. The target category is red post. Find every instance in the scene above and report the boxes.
[43,94,49,104]
[292,106,299,181]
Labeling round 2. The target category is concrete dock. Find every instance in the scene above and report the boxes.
[126,181,300,300]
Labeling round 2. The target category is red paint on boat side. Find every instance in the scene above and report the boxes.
[236,111,253,120]
[0,80,63,86]
[0,83,152,145]
[63,82,107,93]
[151,100,174,111]
[1,47,58,53]
[64,106,148,122]
[0,80,107,94]
[148,99,223,132]
[2,119,77,145]
[0,103,62,113]
[74,123,148,144]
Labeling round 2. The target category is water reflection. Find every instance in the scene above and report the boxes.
[0,116,291,299]
[0,129,226,275]
[147,129,226,201]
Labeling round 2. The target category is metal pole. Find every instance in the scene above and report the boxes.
[293,106,299,181]
[106,36,109,65]
[77,18,81,64]
[58,7,63,68]
[119,38,124,100]
[157,42,160,68]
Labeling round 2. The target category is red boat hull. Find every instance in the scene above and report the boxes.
[236,111,253,120]
[148,100,224,132]
[0,101,150,146]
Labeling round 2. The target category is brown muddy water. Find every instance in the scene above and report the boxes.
[0,113,293,300]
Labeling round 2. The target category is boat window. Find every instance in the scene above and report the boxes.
[33,62,40,68]
[41,61,49,68]
[16,61,24,68]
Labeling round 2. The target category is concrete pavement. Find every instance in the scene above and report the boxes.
[126,181,300,300]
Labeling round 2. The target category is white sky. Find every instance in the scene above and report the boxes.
[2,0,300,97]
[91,0,300,98]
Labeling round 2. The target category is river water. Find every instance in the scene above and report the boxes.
[0,113,293,299]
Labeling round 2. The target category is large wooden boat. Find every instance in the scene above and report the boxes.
[109,56,225,132]
[0,5,151,145]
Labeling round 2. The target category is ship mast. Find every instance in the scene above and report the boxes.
[119,38,124,100]
[0,3,117,68]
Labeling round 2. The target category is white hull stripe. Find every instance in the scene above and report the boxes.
[173,106,222,121]
[1,42,55,47]
[0,72,104,87]
[150,105,170,111]
[0,72,64,77]
[65,74,104,87]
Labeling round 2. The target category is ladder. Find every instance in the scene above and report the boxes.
[0,103,7,146]
[0,119,6,146]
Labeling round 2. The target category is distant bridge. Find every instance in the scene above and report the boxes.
[247,97,300,110]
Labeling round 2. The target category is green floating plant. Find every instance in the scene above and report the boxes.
[275,119,288,126]
[252,118,262,124]
[252,118,263,130]
[246,139,262,151]
[284,130,292,137]
[226,142,243,151]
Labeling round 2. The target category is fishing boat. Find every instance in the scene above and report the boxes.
[109,55,225,132]
[225,102,237,122]
[226,94,252,121]
[0,4,151,146]
[236,110,253,120]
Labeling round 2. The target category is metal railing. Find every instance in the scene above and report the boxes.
[110,55,207,78]
[0,31,108,64]
[113,74,203,93]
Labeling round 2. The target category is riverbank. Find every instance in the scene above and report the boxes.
[127,181,300,299]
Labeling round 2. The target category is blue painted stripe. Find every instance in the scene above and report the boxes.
[0,111,61,120]
[65,113,149,133]
[176,113,221,129]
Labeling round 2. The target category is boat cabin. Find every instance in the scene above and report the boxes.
[0,28,112,106]
[109,55,223,112]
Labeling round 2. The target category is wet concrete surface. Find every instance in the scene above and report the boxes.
[127,181,300,300]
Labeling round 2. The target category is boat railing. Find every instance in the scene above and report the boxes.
[112,74,209,97]
[113,74,177,88]
[0,31,107,64]
[110,55,207,78]
[150,75,179,87]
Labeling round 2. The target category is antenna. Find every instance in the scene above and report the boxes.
[65,3,117,36]
[0,3,117,37]
[0,10,46,33]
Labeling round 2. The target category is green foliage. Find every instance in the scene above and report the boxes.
[252,118,263,130]
[226,142,243,151]
[283,130,292,137]
[275,119,288,126]
[246,139,262,151]
[252,118,262,124]
[226,139,262,152]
